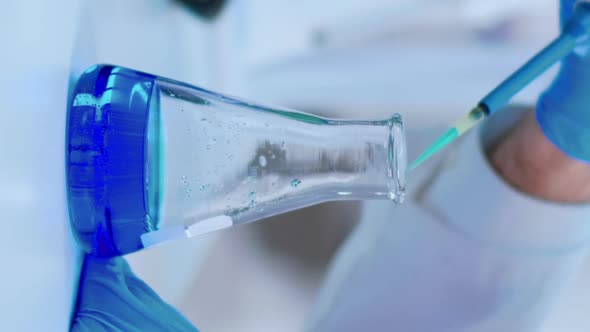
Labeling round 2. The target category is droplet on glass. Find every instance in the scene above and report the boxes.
[259,155,267,167]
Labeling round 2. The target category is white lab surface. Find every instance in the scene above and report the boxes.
[0,0,222,330]
[4,0,590,331]
[1,2,80,331]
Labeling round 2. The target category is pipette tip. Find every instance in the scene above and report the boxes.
[408,105,487,172]
[408,128,459,171]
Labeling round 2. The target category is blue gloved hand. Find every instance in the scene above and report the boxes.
[537,0,590,161]
[71,255,198,332]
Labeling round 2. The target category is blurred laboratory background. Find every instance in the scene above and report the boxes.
[5,0,590,331]
[115,1,565,331]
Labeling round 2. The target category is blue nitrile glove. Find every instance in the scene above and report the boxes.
[537,0,590,161]
[71,255,198,332]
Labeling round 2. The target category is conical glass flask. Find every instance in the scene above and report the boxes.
[67,65,407,257]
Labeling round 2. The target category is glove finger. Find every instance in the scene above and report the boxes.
[71,255,198,332]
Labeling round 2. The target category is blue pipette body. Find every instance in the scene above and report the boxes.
[410,1,590,170]
[482,1,590,115]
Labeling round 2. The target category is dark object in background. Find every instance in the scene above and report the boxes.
[176,0,226,20]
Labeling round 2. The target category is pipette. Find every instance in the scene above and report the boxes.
[409,1,590,171]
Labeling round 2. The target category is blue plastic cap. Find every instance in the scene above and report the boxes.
[66,65,157,257]
[537,0,590,162]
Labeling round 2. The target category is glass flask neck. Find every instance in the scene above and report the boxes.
[224,115,406,225]
[270,116,406,202]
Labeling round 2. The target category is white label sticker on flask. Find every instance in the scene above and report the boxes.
[185,215,233,238]
[140,215,233,248]
[141,225,187,248]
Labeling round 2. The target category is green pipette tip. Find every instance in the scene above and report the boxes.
[408,105,487,172]
[408,127,459,171]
